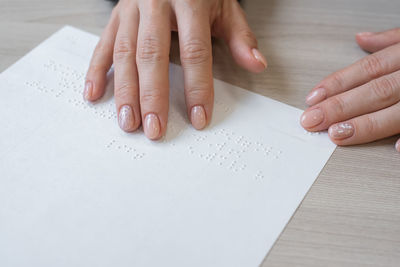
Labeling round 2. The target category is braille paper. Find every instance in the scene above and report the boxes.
[0,26,336,267]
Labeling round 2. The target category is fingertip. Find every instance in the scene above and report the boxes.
[305,88,327,106]
[328,136,349,147]
[83,81,93,100]
[220,1,265,73]
[354,30,399,53]
[83,80,99,102]
[190,105,207,130]
[118,105,140,133]
[230,46,267,73]
[356,32,375,39]
[328,136,342,146]
[252,48,268,70]
[143,113,162,140]
[327,125,351,147]
[84,80,105,102]
[355,32,375,53]
[395,139,400,153]
[300,108,324,130]
[186,93,213,131]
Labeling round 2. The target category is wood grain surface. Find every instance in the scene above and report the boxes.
[0,0,399,266]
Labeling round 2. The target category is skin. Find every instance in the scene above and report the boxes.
[86,1,399,151]
[301,28,400,152]
[84,0,267,140]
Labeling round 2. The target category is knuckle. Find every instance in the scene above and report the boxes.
[186,84,213,102]
[181,39,211,65]
[329,70,346,90]
[361,54,385,79]
[137,36,165,64]
[238,28,257,46]
[364,115,379,136]
[115,82,138,99]
[114,37,136,62]
[140,88,167,105]
[371,75,398,102]
[327,96,346,117]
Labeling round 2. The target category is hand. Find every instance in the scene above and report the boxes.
[301,28,400,152]
[84,0,267,140]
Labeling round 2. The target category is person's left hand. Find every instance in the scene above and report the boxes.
[301,28,400,152]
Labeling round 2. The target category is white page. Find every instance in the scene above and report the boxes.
[0,26,336,267]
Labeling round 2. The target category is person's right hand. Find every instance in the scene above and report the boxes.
[84,0,267,140]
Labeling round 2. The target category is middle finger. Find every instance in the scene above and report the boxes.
[136,1,172,140]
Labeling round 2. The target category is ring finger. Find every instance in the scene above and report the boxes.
[113,3,141,132]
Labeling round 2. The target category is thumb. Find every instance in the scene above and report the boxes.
[356,28,400,53]
[214,1,267,73]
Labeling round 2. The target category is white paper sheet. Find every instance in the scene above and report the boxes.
[0,26,336,267]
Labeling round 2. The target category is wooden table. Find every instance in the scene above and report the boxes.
[1,0,399,266]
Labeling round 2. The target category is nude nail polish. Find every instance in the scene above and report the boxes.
[356,32,374,37]
[329,122,355,140]
[118,105,135,132]
[252,48,268,69]
[300,108,324,128]
[144,113,160,140]
[395,140,400,152]
[84,81,93,100]
[306,88,327,106]
[191,106,207,130]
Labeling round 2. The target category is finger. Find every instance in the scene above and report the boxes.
[356,28,400,53]
[113,5,141,132]
[396,138,400,153]
[301,70,400,132]
[327,102,400,146]
[85,8,119,101]
[136,1,171,140]
[306,42,400,106]
[174,3,213,130]
[214,0,267,73]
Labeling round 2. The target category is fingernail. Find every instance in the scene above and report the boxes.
[395,140,400,153]
[84,81,93,100]
[118,105,135,132]
[306,88,327,106]
[144,113,160,140]
[357,32,374,37]
[191,106,207,130]
[252,48,267,69]
[301,108,324,128]
[329,122,355,140]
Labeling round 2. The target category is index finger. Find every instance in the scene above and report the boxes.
[307,43,400,106]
